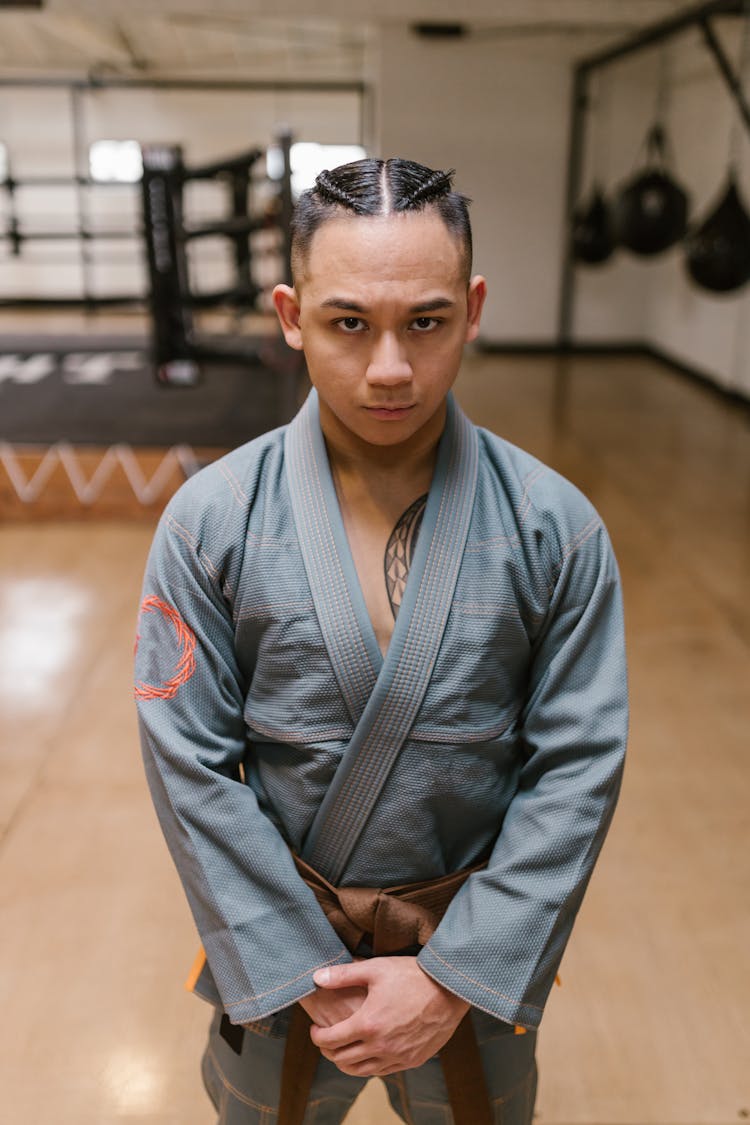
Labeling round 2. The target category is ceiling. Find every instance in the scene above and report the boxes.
[0,1,695,82]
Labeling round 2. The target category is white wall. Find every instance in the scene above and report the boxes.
[375,25,583,343]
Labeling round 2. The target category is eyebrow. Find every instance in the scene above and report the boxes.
[319,297,456,313]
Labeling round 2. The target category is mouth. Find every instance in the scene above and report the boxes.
[364,404,416,419]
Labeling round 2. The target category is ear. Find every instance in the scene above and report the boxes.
[272,284,304,351]
[464,275,487,344]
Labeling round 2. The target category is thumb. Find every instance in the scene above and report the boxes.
[313,962,372,990]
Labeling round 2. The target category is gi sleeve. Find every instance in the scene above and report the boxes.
[135,504,351,1024]
[418,518,628,1030]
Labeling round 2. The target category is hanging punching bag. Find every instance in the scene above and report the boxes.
[572,185,616,264]
[614,124,689,256]
[686,176,750,294]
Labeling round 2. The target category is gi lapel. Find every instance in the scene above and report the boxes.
[284,390,380,727]
[285,391,479,885]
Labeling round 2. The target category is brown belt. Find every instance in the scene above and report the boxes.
[277,854,495,1125]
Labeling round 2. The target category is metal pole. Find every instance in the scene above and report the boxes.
[578,0,742,73]
[558,66,589,347]
[70,85,93,308]
[0,77,366,93]
[700,16,750,137]
[277,128,294,286]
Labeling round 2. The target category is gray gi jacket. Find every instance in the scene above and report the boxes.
[135,392,628,1030]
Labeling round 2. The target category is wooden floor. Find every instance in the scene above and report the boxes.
[1,351,748,1124]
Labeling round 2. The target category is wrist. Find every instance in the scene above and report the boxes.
[417,962,470,1017]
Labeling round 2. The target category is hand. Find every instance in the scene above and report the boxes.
[299,982,367,1029]
[309,957,470,1077]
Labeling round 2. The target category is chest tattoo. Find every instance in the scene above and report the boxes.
[384,494,428,619]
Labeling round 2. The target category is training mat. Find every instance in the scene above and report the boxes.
[0,334,300,446]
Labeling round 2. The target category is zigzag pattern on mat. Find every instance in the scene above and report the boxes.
[0,443,201,506]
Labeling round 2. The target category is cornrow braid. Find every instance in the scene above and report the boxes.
[396,168,455,210]
[290,156,473,282]
[315,169,360,210]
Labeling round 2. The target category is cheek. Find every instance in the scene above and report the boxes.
[305,352,362,403]
[306,336,370,381]
[415,336,464,379]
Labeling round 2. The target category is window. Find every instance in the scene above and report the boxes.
[89,140,143,184]
[267,142,367,197]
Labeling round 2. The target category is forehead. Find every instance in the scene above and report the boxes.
[298,211,465,297]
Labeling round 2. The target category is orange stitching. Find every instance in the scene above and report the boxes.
[134,596,197,700]
[236,598,315,619]
[165,515,222,588]
[561,516,601,559]
[218,461,249,506]
[222,949,349,1007]
[247,715,353,743]
[409,713,516,743]
[246,528,299,547]
[464,533,521,551]
[166,513,196,548]
[421,944,544,1012]
[199,551,219,579]
[517,465,548,525]
[205,1045,276,1111]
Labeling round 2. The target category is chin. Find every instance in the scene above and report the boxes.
[360,415,425,442]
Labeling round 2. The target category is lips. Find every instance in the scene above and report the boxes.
[364,403,415,415]
[365,407,415,422]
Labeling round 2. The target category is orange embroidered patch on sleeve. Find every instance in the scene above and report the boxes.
[134,596,197,700]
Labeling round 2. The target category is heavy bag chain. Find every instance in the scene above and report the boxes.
[729,0,750,173]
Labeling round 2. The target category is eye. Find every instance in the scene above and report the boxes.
[336,317,367,333]
[411,316,441,332]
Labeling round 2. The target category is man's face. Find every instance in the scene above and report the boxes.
[273,211,486,450]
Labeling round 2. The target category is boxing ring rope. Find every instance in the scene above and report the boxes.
[0,442,200,506]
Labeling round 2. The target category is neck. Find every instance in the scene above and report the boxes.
[319,398,447,494]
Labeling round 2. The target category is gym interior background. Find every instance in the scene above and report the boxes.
[0,1,748,1122]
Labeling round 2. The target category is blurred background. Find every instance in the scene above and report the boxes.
[0,2,748,1123]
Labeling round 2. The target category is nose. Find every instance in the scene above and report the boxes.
[365,331,413,387]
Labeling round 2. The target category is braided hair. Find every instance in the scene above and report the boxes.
[291,157,472,282]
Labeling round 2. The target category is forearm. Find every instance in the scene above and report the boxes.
[139,714,353,1021]
[135,503,351,1023]
[419,524,628,1028]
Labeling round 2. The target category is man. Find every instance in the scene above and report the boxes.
[135,157,628,1125]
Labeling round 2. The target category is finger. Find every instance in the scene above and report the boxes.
[336,1059,414,1078]
[313,963,373,991]
[319,1042,372,1067]
[330,1057,384,1078]
[310,1015,364,1050]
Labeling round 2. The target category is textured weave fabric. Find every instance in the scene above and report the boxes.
[288,394,480,884]
[135,392,628,1028]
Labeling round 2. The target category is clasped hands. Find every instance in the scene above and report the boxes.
[298,955,470,1077]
